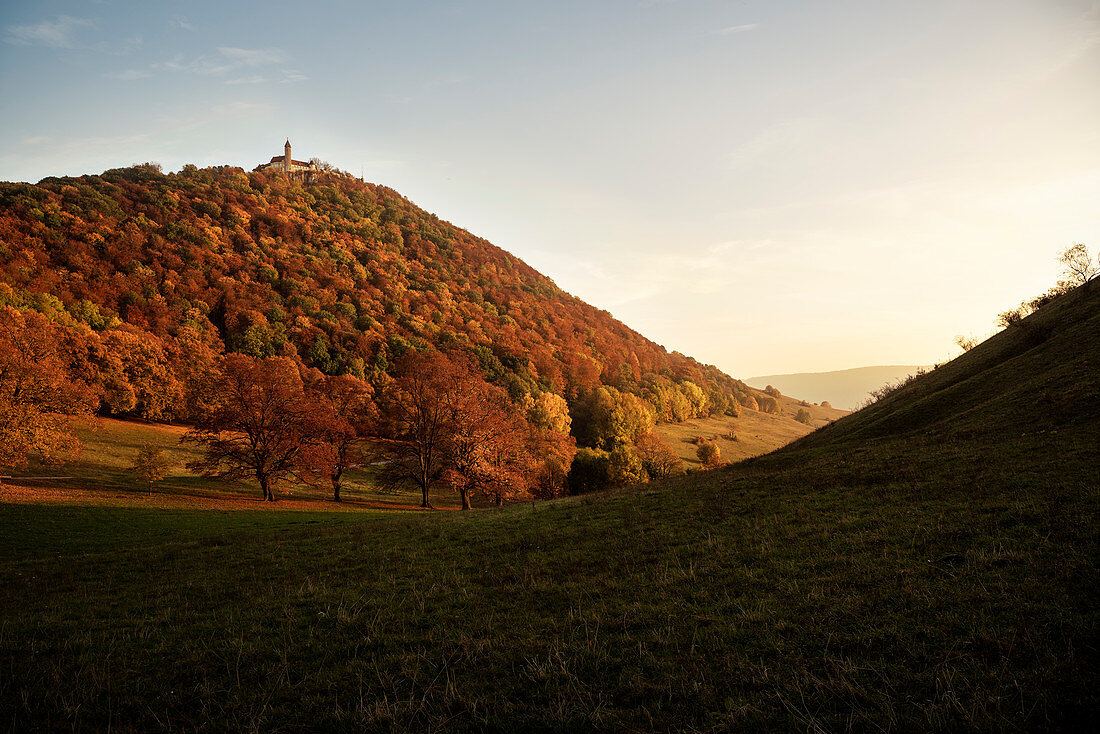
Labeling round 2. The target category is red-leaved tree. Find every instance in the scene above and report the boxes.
[441,375,534,509]
[183,355,320,501]
[372,351,460,509]
[374,350,547,509]
[299,374,375,502]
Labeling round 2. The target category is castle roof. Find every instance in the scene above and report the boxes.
[264,156,314,167]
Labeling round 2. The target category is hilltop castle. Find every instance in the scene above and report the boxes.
[255,140,319,180]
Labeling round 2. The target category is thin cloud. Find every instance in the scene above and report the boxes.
[217,47,286,67]
[106,69,152,80]
[171,15,194,31]
[154,47,286,76]
[280,70,308,83]
[727,117,823,170]
[4,15,93,48]
[154,54,233,75]
[225,75,267,85]
[713,23,759,36]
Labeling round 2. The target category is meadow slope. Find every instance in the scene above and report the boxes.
[1,285,1097,730]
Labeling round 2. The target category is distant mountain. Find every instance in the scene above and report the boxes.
[746,365,933,411]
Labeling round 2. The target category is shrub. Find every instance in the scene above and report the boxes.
[997,309,1024,329]
[954,334,978,352]
[795,408,813,425]
[757,395,781,415]
[859,368,929,409]
[696,441,721,469]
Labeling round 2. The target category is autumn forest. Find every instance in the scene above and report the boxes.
[0,164,783,504]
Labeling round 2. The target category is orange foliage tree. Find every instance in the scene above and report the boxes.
[696,440,722,469]
[374,350,550,509]
[183,355,321,501]
[441,375,534,509]
[0,165,750,457]
[0,307,94,469]
[636,432,684,479]
[372,351,463,509]
[299,374,375,502]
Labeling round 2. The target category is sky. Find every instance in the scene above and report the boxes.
[1,0,1097,378]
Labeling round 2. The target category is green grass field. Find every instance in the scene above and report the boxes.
[1,286,1097,731]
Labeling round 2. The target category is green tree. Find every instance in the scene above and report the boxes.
[680,381,708,417]
[525,391,571,434]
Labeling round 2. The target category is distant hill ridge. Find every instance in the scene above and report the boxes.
[747,364,933,410]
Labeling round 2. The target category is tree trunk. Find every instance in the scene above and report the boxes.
[332,468,342,502]
[260,475,275,502]
[460,486,471,511]
[420,475,433,509]
[415,468,433,508]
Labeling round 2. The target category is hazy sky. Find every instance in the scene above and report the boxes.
[2,0,1097,377]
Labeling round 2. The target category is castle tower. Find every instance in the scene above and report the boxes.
[284,139,292,172]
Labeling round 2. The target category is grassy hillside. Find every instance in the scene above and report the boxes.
[1,285,1096,730]
[654,394,846,468]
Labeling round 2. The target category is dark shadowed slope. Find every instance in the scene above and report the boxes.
[1,286,1097,731]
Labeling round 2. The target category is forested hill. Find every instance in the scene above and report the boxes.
[0,164,755,429]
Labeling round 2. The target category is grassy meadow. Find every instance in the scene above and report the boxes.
[1,416,466,511]
[654,395,845,469]
[1,285,1097,730]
